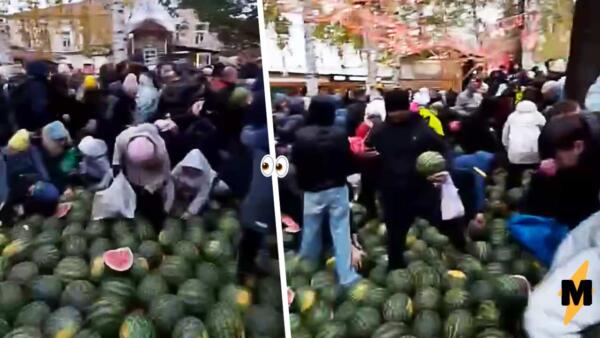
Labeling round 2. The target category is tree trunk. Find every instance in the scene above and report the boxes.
[303,1,319,96]
[111,0,128,63]
[565,0,600,106]
[0,2,11,64]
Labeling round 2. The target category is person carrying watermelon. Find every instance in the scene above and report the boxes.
[366,89,455,270]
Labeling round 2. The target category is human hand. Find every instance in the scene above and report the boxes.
[351,244,366,269]
[474,213,486,226]
[539,159,557,177]
[427,171,449,187]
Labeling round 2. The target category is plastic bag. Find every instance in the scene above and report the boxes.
[507,214,569,267]
[91,172,136,220]
[441,176,465,220]
[551,211,600,272]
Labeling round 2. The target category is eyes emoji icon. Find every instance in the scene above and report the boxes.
[260,155,289,178]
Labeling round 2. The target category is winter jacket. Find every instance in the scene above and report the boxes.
[346,101,367,136]
[454,151,495,214]
[502,100,546,164]
[164,149,216,215]
[585,76,600,112]
[240,125,275,233]
[292,98,355,192]
[79,148,112,192]
[454,90,483,117]
[135,74,159,124]
[13,62,52,131]
[1,145,49,202]
[367,114,450,194]
[419,107,444,136]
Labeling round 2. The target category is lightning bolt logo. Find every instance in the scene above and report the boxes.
[558,260,594,325]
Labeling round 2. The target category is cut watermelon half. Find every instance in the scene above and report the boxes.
[103,247,134,272]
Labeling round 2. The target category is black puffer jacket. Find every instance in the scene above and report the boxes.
[292,96,354,192]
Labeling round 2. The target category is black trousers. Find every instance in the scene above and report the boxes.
[379,189,466,270]
[132,185,167,230]
[237,226,264,282]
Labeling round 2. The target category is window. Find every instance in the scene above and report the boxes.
[195,32,205,45]
[143,48,158,66]
[62,31,71,48]
[175,24,181,41]
[196,52,211,66]
[195,23,209,31]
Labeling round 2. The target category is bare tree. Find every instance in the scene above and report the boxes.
[111,0,128,63]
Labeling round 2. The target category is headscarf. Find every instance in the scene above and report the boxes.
[413,87,431,106]
[122,73,138,98]
[8,129,30,152]
[126,136,155,164]
[78,136,107,157]
[41,121,71,157]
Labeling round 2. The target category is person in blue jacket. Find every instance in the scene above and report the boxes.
[453,151,498,220]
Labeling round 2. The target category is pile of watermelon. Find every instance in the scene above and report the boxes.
[286,169,548,338]
[0,188,283,338]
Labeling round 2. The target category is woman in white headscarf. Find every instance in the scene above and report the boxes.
[164,149,219,219]
[135,73,159,124]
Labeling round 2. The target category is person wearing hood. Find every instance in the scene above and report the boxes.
[113,123,171,228]
[237,92,275,284]
[13,61,52,131]
[413,88,445,136]
[502,100,546,187]
[366,89,453,270]
[41,121,72,158]
[164,149,218,219]
[77,136,112,191]
[135,72,159,124]
[365,87,386,121]
[292,95,361,287]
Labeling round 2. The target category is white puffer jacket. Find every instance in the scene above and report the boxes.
[502,100,546,164]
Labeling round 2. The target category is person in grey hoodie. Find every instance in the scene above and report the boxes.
[77,136,112,191]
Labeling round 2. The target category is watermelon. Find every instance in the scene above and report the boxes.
[364,287,389,308]
[111,221,132,238]
[114,234,139,252]
[7,261,38,284]
[62,235,88,257]
[2,238,31,259]
[43,306,82,338]
[87,296,126,337]
[137,241,163,268]
[160,256,192,286]
[0,256,7,279]
[172,317,208,338]
[100,278,136,305]
[31,244,61,272]
[34,228,61,246]
[103,247,134,272]
[158,223,183,249]
[85,221,108,238]
[185,226,207,247]
[173,240,200,262]
[74,329,102,338]
[61,280,97,311]
[311,271,335,289]
[475,300,501,329]
[348,306,381,338]
[137,274,169,306]
[468,241,493,263]
[416,151,446,176]
[443,270,468,290]
[219,284,252,312]
[369,264,388,286]
[314,321,347,338]
[0,281,25,318]
[135,220,156,241]
[54,257,89,282]
[177,278,215,317]
[62,222,85,237]
[149,294,186,333]
[444,309,475,338]
[5,327,43,338]
[412,310,442,338]
[320,284,342,305]
[443,288,472,313]
[412,266,441,289]
[414,287,442,312]
[256,277,283,308]
[0,318,9,337]
[305,301,332,333]
[88,238,113,259]
[476,328,508,338]
[347,280,371,303]
[372,322,410,338]
[89,256,106,282]
[129,256,149,281]
[470,280,496,303]
[119,314,157,338]
[457,256,484,280]
[206,302,245,338]
[11,223,35,241]
[31,275,63,307]
[382,293,413,322]
[245,305,284,338]
[15,301,51,327]
[195,262,221,289]
[334,301,357,322]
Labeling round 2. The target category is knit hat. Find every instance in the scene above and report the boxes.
[30,181,60,203]
[126,137,155,164]
[78,136,107,157]
[8,129,30,152]
[122,73,138,97]
[83,75,98,90]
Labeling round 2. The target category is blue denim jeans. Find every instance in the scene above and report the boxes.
[299,186,361,286]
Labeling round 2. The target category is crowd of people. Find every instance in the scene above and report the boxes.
[0,57,274,284]
[273,63,600,292]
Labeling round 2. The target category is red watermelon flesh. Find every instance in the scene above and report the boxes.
[103,247,134,271]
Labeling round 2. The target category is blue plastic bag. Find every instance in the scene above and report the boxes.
[507,214,569,267]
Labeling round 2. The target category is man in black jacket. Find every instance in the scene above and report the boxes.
[346,89,368,136]
[292,96,361,287]
[367,89,451,270]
